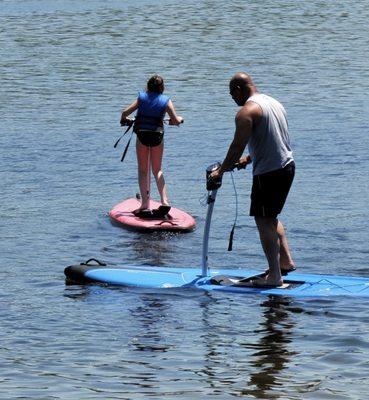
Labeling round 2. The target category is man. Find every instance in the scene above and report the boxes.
[211,72,295,287]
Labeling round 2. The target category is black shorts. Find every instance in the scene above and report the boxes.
[136,130,163,147]
[250,161,295,218]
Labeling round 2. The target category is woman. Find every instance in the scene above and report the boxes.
[120,75,183,216]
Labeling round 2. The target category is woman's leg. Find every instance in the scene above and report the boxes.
[136,139,151,209]
[150,142,169,206]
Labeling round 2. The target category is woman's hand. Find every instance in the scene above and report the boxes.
[120,116,133,126]
[169,116,184,125]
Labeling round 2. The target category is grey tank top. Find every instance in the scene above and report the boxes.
[247,93,294,176]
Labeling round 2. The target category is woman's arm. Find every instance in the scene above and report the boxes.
[166,100,184,125]
[120,99,138,125]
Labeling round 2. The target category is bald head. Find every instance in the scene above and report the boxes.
[229,72,257,106]
[230,72,254,87]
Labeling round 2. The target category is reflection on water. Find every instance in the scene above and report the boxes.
[100,226,189,266]
[244,297,298,398]
[59,282,369,398]
[126,232,179,266]
[197,294,299,398]
[128,295,173,353]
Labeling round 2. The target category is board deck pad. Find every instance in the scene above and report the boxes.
[109,198,196,232]
[65,263,369,298]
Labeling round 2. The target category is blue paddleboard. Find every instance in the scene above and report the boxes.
[64,261,369,298]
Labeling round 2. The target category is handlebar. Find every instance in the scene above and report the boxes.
[206,162,222,191]
[163,118,184,125]
[120,118,184,127]
[206,160,248,191]
[120,118,134,127]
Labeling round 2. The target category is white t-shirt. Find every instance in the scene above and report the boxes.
[247,93,294,176]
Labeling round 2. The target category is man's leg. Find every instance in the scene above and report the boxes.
[277,220,295,270]
[255,216,283,286]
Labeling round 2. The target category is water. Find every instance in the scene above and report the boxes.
[1,0,369,398]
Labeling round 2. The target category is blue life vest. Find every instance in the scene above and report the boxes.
[134,91,169,133]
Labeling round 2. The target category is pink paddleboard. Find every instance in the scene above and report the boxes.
[109,198,196,232]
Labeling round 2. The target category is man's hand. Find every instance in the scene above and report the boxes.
[236,155,252,169]
[212,155,251,177]
[210,167,223,180]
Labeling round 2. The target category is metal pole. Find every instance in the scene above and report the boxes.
[201,189,218,277]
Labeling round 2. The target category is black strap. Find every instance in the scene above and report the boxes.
[120,131,134,162]
[228,224,235,251]
[114,121,135,163]
[114,120,134,148]
[228,172,238,251]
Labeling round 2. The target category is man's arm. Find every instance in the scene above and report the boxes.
[218,102,260,175]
